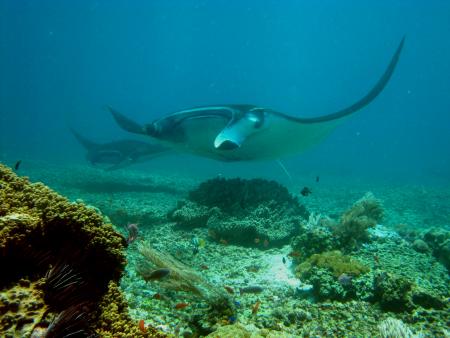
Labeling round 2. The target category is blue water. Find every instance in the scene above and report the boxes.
[1,1,449,182]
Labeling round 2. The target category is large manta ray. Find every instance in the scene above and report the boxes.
[110,38,404,162]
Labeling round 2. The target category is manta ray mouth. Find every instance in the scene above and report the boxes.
[215,140,240,150]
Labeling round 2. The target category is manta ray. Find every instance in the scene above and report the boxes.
[110,37,404,162]
[71,129,170,170]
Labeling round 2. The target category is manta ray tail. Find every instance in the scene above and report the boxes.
[108,106,146,135]
[70,128,99,150]
[295,36,405,124]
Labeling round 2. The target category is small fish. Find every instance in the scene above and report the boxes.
[300,186,312,196]
[254,238,260,244]
[316,176,320,183]
[374,254,380,266]
[288,250,301,258]
[234,300,241,307]
[125,223,139,244]
[138,319,147,333]
[252,300,261,315]
[219,238,228,245]
[199,238,206,247]
[224,285,234,294]
[263,239,269,248]
[228,316,237,324]
[240,285,264,294]
[14,160,22,171]
[153,293,162,300]
[174,302,189,310]
[193,247,199,255]
[282,257,286,264]
[145,268,171,280]
[200,264,209,270]
[338,273,353,286]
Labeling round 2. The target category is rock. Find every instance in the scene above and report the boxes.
[412,239,430,254]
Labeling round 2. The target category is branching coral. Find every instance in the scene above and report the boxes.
[137,243,230,300]
[333,192,384,251]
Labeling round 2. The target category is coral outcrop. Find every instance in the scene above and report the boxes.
[0,164,163,337]
[333,192,383,252]
[291,225,336,259]
[168,177,308,247]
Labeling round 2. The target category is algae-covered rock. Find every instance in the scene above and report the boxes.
[411,239,431,254]
[0,164,165,337]
[373,271,414,312]
[296,250,370,279]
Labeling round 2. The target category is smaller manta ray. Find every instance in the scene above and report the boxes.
[109,37,405,162]
[71,129,170,170]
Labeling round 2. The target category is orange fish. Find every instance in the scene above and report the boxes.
[224,285,234,294]
[153,293,161,300]
[138,319,147,333]
[252,301,261,315]
[288,250,301,258]
[174,302,189,310]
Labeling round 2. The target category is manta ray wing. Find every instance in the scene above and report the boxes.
[109,37,405,162]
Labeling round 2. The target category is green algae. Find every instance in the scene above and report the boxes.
[296,250,369,279]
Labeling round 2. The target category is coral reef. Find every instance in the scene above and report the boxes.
[169,177,308,247]
[421,227,450,271]
[0,164,163,337]
[206,205,303,246]
[296,251,369,301]
[188,178,303,216]
[333,192,384,251]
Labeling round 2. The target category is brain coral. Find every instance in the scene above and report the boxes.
[0,164,165,337]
